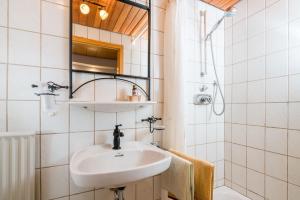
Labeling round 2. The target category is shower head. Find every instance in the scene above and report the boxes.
[224,7,237,17]
[205,7,237,41]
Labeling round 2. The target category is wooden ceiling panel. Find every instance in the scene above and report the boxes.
[201,0,240,11]
[72,0,149,37]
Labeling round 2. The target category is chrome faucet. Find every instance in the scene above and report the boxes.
[112,124,124,150]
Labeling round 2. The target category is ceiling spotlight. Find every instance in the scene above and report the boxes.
[80,3,90,15]
[99,9,109,20]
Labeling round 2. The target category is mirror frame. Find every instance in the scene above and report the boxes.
[69,0,151,99]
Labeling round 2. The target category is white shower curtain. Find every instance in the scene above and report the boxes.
[163,0,187,152]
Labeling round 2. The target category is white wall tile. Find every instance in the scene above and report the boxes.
[196,144,207,160]
[0,64,7,99]
[87,27,99,40]
[117,111,136,129]
[232,62,247,83]
[266,50,288,78]
[289,103,300,130]
[99,30,111,43]
[247,80,265,103]
[289,0,300,21]
[41,35,69,69]
[248,10,265,38]
[95,112,116,131]
[247,56,266,81]
[247,147,265,173]
[266,25,288,54]
[266,0,281,6]
[247,125,265,149]
[288,157,300,186]
[289,19,300,48]
[195,124,206,145]
[0,0,7,27]
[288,130,300,158]
[233,0,247,24]
[233,40,247,63]
[225,28,233,47]
[288,184,300,200]
[41,133,68,167]
[0,101,6,131]
[266,127,287,154]
[9,0,40,32]
[70,106,94,132]
[70,132,94,159]
[7,101,40,132]
[266,103,288,128]
[232,83,247,103]
[72,73,94,101]
[8,29,40,66]
[247,103,265,126]
[46,0,69,6]
[232,104,247,124]
[0,27,7,63]
[225,47,233,66]
[232,164,246,187]
[207,143,217,163]
[266,152,287,180]
[42,1,69,37]
[207,123,217,143]
[95,77,116,101]
[73,24,87,38]
[266,0,288,30]
[233,20,247,44]
[247,169,265,196]
[266,76,288,102]
[265,176,287,200]
[231,124,246,145]
[289,46,300,75]
[41,103,69,134]
[248,33,265,59]
[8,65,40,100]
[248,0,265,16]
[289,74,300,101]
[41,165,69,200]
[232,144,246,166]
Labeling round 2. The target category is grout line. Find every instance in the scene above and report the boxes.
[287,0,290,198]
[39,0,43,198]
[5,0,8,133]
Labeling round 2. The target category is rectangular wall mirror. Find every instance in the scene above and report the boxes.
[71,0,150,78]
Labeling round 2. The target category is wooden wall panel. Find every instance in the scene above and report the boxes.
[72,0,148,37]
[202,0,240,11]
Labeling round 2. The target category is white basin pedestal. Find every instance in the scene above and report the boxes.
[70,141,171,199]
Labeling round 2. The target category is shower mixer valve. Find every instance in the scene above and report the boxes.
[193,94,212,105]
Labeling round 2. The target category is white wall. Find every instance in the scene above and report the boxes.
[224,0,300,199]
[183,0,225,188]
[0,0,166,199]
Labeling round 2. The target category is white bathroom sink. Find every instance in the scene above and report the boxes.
[70,142,171,188]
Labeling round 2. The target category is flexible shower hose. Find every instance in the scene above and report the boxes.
[208,36,225,116]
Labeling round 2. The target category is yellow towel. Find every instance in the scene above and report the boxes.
[161,151,194,200]
[170,149,215,200]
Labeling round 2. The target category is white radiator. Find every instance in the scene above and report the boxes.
[0,132,35,200]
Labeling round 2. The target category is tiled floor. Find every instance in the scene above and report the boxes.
[214,186,251,200]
